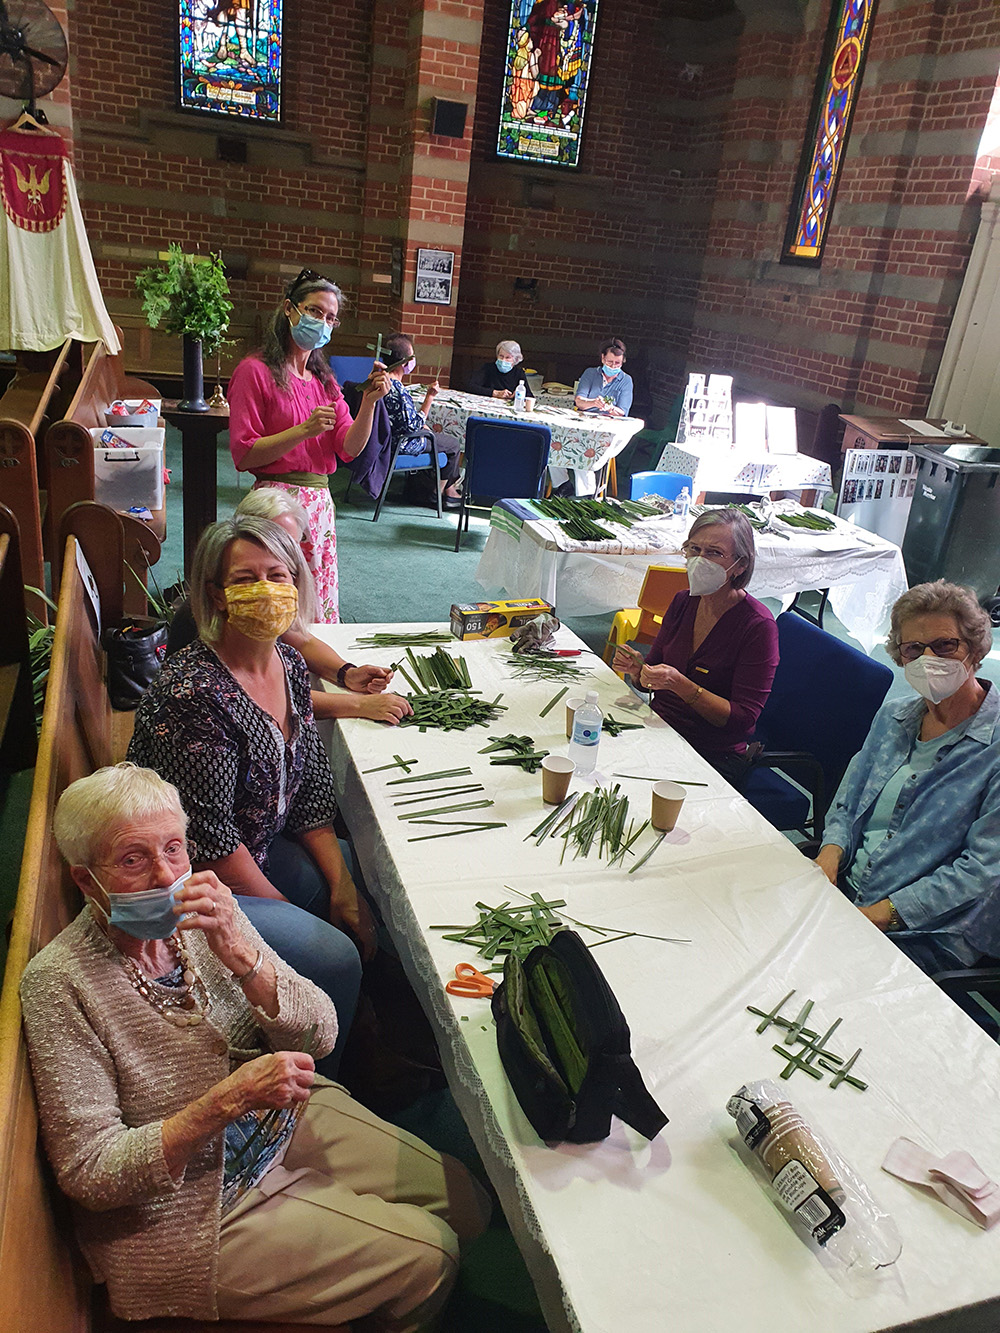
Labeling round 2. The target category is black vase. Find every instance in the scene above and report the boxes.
[178,334,209,412]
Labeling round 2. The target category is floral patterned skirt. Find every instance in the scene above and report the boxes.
[253,480,339,623]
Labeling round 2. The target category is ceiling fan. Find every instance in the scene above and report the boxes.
[0,0,68,117]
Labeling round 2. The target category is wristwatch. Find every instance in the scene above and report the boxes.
[336,662,357,689]
[885,900,904,932]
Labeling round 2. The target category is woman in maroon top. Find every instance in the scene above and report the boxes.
[613,509,778,789]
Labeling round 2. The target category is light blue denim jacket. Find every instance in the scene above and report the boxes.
[823,681,1000,966]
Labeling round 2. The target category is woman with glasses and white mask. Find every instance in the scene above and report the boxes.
[228,269,388,623]
[817,581,1000,975]
[613,508,778,789]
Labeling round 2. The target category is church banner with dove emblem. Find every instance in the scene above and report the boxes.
[0,128,67,233]
[0,124,119,352]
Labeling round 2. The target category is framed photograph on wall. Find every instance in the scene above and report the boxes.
[415,249,454,304]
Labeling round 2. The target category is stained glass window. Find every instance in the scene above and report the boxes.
[178,0,283,123]
[495,0,598,169]
[782,0,878,265]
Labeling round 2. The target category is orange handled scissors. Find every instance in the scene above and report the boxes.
[445,962,495,998]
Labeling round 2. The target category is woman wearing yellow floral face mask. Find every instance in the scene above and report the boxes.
[129,516,374,1067]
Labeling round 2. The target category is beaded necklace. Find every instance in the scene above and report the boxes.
[119,933,209,1027]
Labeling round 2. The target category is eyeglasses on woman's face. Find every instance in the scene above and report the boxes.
[295,301,340,329]
[898,637,965,663]
[682,538,732,565]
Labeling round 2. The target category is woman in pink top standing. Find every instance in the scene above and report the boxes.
[228,270,388,622]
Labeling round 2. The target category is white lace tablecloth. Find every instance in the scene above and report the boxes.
[427,387,643,472]
[657,441,833,496]
[314,622,1000,1333]
[477,507,907,651]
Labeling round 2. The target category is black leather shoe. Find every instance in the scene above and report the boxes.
[443,493,463,511]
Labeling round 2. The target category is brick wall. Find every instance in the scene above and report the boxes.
[687,0,1000,418]
[26,0,1000,419]
[453,0,738,413]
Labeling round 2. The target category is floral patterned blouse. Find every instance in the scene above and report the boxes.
[128,639,336,870]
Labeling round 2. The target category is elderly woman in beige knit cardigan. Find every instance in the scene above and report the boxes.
[19,764,488,1328]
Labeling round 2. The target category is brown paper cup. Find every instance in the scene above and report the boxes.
[542,755,574,804]
[651,780,685,831]
[565,696,585,739]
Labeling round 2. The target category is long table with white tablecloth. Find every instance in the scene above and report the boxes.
[476,504,908,652]
[426,387,643,479]
[315,622,1000,1333]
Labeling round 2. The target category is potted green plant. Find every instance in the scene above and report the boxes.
[135,245,233,412]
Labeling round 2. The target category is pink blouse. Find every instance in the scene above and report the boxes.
[228,356,354,475]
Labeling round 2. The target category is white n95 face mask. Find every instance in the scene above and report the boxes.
[904,654,970,704]
[686,556,733,597]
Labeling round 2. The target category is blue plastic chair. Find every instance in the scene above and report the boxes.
[744,612,893,839]
[374,439,450,521]
[329,355,375,386]
[455,416,551,551]
[340,384,449,521]
[630,471,692,502]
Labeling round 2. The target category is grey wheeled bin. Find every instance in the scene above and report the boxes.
[902,444,1000,603]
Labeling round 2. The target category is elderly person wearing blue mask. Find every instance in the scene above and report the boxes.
[574,337,633,418]
[816,580,1000,975]
[19,763,489,1328]
[468,338,535,405]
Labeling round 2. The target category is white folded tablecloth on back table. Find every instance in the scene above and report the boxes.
[314,622,1000,1333]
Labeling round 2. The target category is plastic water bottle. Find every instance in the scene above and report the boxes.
[512,381,526,413]
[568,690,603,774]
[675,486,691,523]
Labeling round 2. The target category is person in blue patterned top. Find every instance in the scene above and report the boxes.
[382,333,464,510]
[817,581,1000,974]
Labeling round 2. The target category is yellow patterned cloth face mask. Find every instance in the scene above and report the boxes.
[224,581,299,641]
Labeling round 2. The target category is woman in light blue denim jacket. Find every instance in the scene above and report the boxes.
[817,581,1000,974]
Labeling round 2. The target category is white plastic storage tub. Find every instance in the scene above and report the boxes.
[90,427,165,511]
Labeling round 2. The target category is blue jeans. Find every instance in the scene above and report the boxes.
[236,836,363,1077]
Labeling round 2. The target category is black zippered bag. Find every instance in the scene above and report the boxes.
[491,929,668,1144]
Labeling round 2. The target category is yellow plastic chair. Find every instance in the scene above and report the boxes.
[604,563,688,666]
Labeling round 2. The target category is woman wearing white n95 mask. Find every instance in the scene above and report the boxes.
[817,580,1000,975]
[613,509,778,790]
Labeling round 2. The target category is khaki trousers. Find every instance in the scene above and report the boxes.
[216,1084,490,1330]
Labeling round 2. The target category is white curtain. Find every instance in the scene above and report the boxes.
[929,188,1000,439]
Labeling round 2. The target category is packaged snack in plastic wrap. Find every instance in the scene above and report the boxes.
[99,428,131,449]
[727,1080,901,1292]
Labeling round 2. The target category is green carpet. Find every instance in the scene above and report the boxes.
[157,426,611,656]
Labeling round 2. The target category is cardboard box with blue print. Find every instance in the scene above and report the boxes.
[450,598,554,640]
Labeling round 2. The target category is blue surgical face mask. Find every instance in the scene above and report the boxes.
[602,363,622,378]
[290,310,332,352]
[496,359,514,374]
[93,869,191,940]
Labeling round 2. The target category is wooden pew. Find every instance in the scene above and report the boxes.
[44,334,167,558]
[0,340,83,619]
[0,341,80,437]
[0,504,38,774]
[0,503,347,1332]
